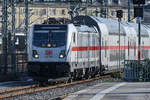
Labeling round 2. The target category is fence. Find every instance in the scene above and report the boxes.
[124,59,150,81]
[0,53,27,75]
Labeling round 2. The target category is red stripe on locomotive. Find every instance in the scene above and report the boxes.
[72,46,150,51]
[72,47,88,51]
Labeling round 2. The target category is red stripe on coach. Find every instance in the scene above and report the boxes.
[89,46,99,50]
[72,46,150,51]
[141,46,150,49]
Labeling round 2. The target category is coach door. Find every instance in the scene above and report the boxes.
[129,28,137,60]
[125,27,136,60]
[128,37,134,60]
[101,35,109,68]
[99,24,109,69]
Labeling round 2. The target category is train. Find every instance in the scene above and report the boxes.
[27,15,150,82]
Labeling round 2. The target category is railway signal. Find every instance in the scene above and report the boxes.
[116,10,123,19]
[134,6,144,18]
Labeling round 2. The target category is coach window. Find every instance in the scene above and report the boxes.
[134,41,136,56]
[142,41,144,58]
[105,40,107,57]
[128,40,129,57]
[73,32,76,43]
[102,38,104,46]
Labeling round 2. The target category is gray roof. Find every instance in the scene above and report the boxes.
[76,25,97,33]
[90,16,150,37]
[92,17,126,35]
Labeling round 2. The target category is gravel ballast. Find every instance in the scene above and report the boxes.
[3,78,122,100]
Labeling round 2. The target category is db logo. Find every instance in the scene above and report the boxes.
[45,50,52,56]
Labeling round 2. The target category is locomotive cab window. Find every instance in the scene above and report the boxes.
[33,25,67,47]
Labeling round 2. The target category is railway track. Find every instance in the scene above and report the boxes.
[0,75,111,99]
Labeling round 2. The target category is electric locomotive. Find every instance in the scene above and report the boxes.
[27,22,101,82]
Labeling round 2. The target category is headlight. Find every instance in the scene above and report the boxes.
[33,50,39,59]
[59,50,66,58]
[59,54,65,58]
[47,44,51,47]
[34,54,39,58]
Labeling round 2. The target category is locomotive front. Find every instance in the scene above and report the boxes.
[27,24,71,81]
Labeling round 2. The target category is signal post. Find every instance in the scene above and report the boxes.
[133,0,145,64]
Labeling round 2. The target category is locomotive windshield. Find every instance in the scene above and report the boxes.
[33,25,67,47]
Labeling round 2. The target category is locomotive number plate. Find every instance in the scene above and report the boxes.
[45,50,52,56]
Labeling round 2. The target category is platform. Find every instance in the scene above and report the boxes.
[63,82,150,100]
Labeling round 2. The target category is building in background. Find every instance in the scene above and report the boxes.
[0,0,149,31]
[0,2,132,28]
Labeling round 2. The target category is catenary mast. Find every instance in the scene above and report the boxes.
[1,0,29,74]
